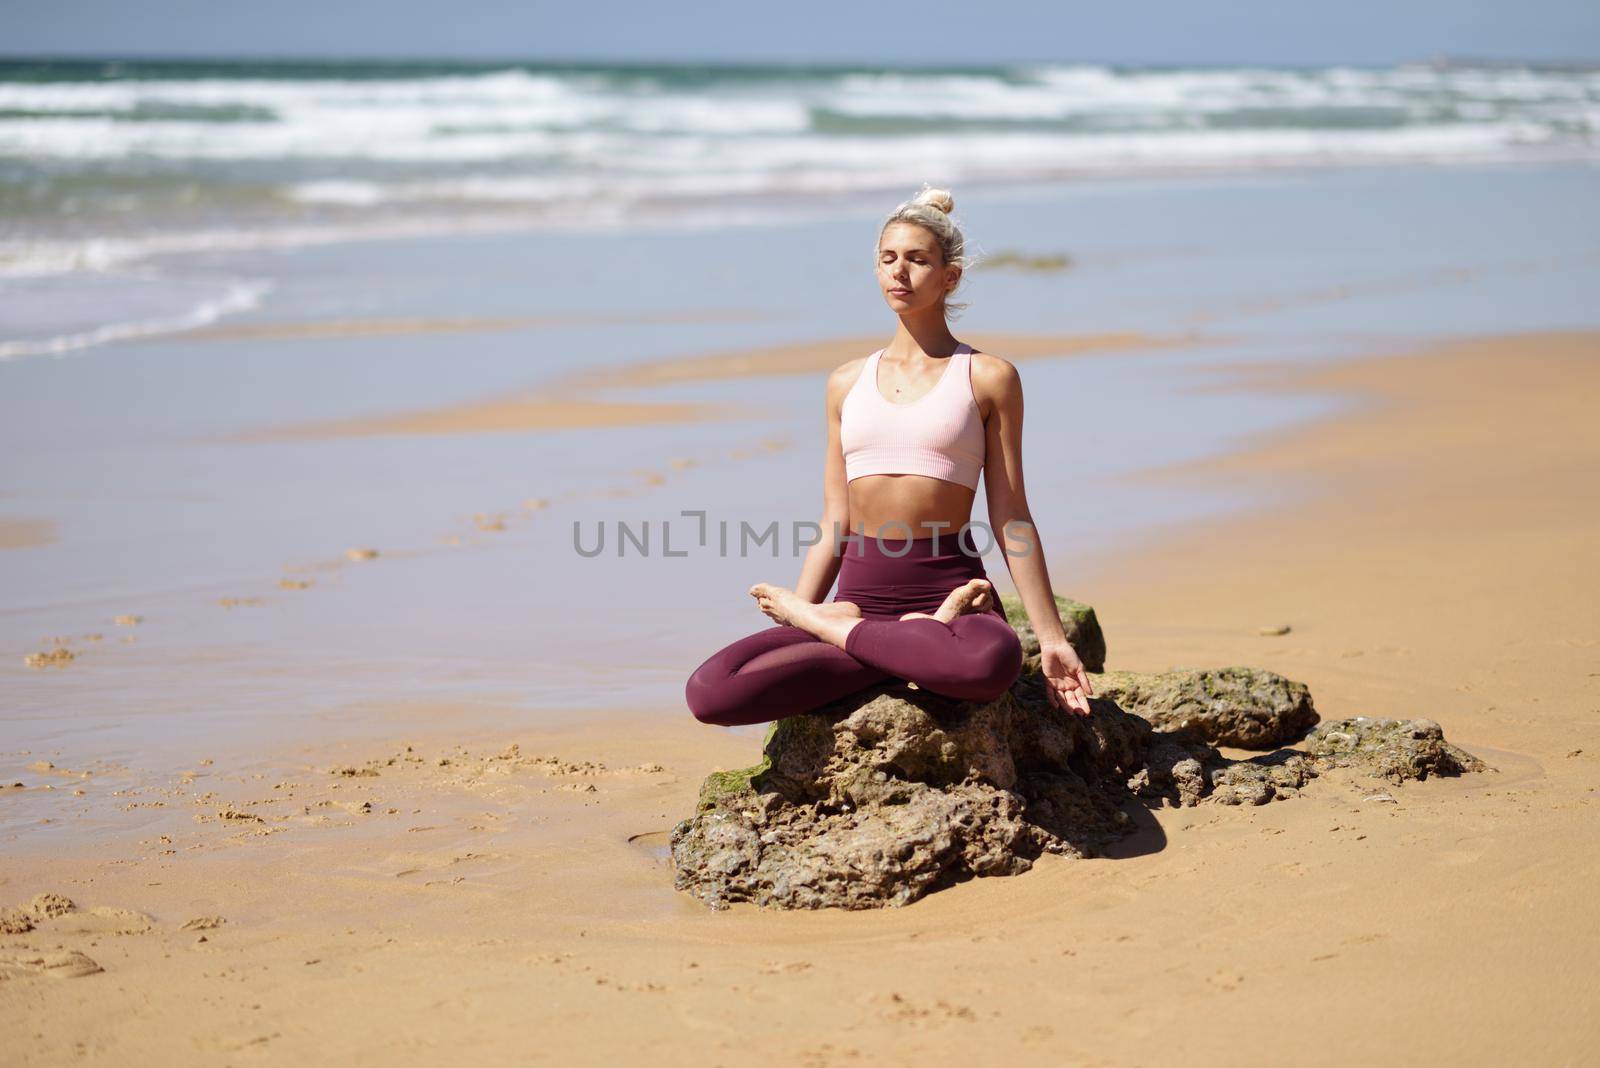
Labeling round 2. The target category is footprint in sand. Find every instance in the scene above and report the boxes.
[870,991,977,1024]
[1,894,152,939]
[1207,970,1246,992]
[53,906,156,936]
[473,513,509,532]
[23,646,76,669]
[26,761,91,780]
[626,829,673,863]
[0,950,103,980]
[389,850,512,881]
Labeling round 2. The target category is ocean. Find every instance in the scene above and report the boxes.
[3,57,1598,358]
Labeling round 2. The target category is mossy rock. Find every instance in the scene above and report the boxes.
[673,682,1487,910]
[695,722,777,812]
[1093,666,1319,750]
[692,708,847,812]
[1305,716,1489,783]
[1000,592,1106,673]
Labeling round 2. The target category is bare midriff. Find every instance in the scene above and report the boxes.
[845,474,976,540]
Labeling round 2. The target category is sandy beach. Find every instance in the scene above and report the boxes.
[4,26,1600,1063]
[4,324,1597,1064]
[252,329,1171,439]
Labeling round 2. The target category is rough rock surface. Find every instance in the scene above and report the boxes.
[673,679,1145,911]
[1306,716,1488,782]
[1001,593,1105,674]
[1094,666,1319,749]
[672,598,1486,911]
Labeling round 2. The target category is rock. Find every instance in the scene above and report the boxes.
[1093,667,1319,749]
[0,908,34,935]
[671,613,1485,911]
[672,679,1146,911]
[1203,749,1320,805]
[24,647,75,669]
[1305,717,1488,783]
[1129,733,1318,808]
[670,670,1349,911]
[1258,624,1292,636]
[1,892,77,934]
[1000,593,1106,673]
[29,893,75,919]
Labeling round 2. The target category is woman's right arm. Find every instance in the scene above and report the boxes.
[792,363,855,603]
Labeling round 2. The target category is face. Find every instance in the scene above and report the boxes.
[877,222,960,312]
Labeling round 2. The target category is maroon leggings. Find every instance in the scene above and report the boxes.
[685,530,1024,727]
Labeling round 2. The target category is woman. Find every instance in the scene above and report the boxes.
[684,185,1093,727]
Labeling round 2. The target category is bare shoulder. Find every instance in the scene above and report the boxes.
[830,353,870,381]
[967,349,1022,404]
[827,355,870,398]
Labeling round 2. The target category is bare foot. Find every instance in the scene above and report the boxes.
[927,579,994,623]
[749,583,840,629]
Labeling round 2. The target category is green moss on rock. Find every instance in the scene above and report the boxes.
[695,721,779,812]
[1000,592,1106,673]
[1094,666,1319,749]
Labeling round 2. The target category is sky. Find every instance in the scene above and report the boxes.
[1,0,1597,66]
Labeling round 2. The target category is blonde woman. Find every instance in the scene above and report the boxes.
[685,186,1093,726]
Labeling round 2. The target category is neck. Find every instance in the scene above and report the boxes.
[887,310,959,360]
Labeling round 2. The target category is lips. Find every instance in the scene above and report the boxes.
[889,288,911,295]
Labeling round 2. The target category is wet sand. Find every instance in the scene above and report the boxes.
[0,518,56,551]
[252,329,1177,440]
[4,330,1596,1064]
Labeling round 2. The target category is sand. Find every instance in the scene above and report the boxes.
[252,330,1178,440]
[0,518,56,551]
[3,330,1597,1065]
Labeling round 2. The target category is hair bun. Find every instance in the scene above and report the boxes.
[912,185,955,216]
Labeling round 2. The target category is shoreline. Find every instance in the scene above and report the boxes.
[8,158,1596,365]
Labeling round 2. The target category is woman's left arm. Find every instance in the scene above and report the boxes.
[976,354,1094,716]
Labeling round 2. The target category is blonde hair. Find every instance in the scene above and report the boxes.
[877,184,970,319]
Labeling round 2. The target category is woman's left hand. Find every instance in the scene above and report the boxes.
[1039,639,1094,716]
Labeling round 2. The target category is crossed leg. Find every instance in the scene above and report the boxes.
[842,611,1023,705]
[684,623,893,727]
[685,580,1023,727]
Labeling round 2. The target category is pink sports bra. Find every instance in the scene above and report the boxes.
[840,342,986,491]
